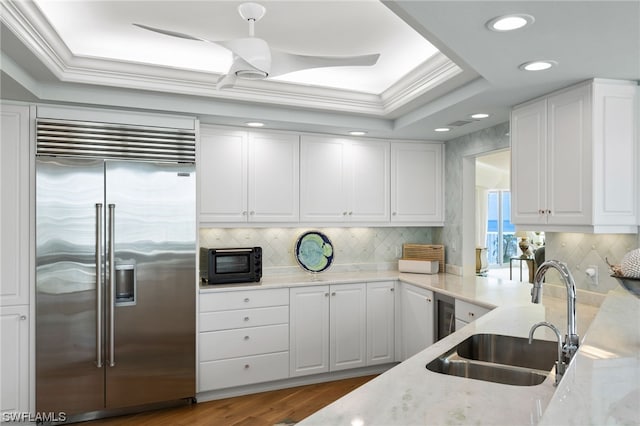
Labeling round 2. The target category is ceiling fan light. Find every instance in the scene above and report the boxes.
[235,69,269,80]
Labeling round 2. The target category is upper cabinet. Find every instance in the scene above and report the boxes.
[300,135,390,223]
[199,126,299,224]
[511,79,638,233]
[391,142,444,225]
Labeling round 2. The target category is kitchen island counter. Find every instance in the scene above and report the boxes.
[297,284,638,425]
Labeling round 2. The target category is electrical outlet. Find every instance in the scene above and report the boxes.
[585,265,598,286]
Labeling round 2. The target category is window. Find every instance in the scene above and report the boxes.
[486,190,516,266]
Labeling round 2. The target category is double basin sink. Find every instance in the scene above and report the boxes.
[426,333,558,386]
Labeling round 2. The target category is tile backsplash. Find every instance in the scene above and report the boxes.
[545,232,638,294]
[200,227,434,274]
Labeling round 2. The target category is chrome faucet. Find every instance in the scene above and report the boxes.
[529,321,565,386]
[531,260,580,363]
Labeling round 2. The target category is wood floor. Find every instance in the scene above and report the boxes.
[85,375,377,426]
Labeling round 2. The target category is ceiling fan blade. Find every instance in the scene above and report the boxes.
[217,37,271,74]
[216,73,237,90]
[269,51,380,77]
[133,23,210,43]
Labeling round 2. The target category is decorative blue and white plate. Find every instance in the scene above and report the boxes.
[295,231,334,273]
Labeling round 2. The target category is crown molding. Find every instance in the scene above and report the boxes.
[2,0,464,118]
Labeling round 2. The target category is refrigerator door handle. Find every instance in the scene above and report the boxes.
[108,203,116,367]
[95,203,103,368]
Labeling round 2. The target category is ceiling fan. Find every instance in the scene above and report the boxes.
[134,2,380,90]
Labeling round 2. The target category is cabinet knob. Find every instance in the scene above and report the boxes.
[348,211,353,216]
[20,315,27,320]
[244,298,250,303]
[547,209,551,214]
[342,211,348,216]
[426,297,432,302]
[242,211,247,216]
[390,288,394,292]
[250,211,255,215]
[244,335,250,340]
[331,292,336,296]
[392,212,397,216]
[468,312,475,317]
[244,316,250,321]
[244,364,250,369]
[325,293,329,297]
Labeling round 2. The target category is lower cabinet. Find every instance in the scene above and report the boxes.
[400,283,434,361]
[366,281,395,365]
[0,305,29,415]
[290,283,367,377]
[454,298,491,330]
[198,288,290,392]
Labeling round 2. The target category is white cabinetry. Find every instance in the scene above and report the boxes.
[1,103,31,416]
[511,79,637,232]
[199,126,299,223]
[390,142,444,225]
[399,283,434,360]
[300,135,389,223]
[290,283,367,377]
[454,299,491,331]
[366,281,395,365]
[198,288,290,391]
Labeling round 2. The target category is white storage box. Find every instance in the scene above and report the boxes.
[398,259,439,274]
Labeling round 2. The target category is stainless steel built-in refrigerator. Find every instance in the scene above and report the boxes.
[35,119,197,419]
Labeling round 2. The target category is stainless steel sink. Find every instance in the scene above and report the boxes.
[426,334,558,386]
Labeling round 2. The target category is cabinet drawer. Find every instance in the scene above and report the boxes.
[455,299,491,323]
[199,324,289,361]
[200,306,289,332]
[200,288,289,312]
[199,351,289,391]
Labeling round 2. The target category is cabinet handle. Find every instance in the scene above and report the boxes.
[20,315,27,320]
[244,298,250,303]
[244,316,250,321]
[244,335,250,340]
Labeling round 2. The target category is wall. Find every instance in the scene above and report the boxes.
[200,227,434,275]
[438,122,511,271]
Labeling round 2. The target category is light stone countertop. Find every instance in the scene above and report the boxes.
[199,270,638,424]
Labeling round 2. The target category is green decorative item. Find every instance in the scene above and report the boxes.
[295,231,334,273]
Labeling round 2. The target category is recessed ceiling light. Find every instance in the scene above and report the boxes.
[245,121,265,127]
[519,60,557,71]
[435,128,451,132]
[486,14,535,32]
[470,113,490,119]
[349,131,367,136]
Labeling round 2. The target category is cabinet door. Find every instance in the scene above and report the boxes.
[329,283,366,371]
[400,284,434,360]
[349,140,390,222]
[248,132,299,222]
[300,136,349,222]
[0,305,29,414]
[199,126,248,222]
[289,285,329,377]
[511,99,548,225]
[1,104,30,306]
[391,142,443,224]
[366,281,395,365]
[547,85,592,225]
